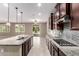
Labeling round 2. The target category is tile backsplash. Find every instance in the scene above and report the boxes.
[62,25,79,44]
[48,28,79,44]
[71,31,79,44]
[62,28,72,40]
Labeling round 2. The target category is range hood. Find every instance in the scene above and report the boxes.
[63,15,70,23]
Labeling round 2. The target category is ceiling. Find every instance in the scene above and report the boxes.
[0,3,56,23]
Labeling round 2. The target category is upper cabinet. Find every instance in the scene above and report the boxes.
[55,3,71,30]
[50,13,54,30]
[48,13,54,30]
[60,3,66,18]
[48,16,51,29]
[71,4,79,30]
[60,3,71,20]
[55,4,60,21]
[49,3,79,30]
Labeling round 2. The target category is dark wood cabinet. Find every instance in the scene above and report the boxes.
[52,44,66,56]
[47,40,66,56]
[54,12,60,21]
[60,3,66,18]
[57,3,79,30]
[48,17,51,29]
[53,3,71,30]
[59,49,66,56]
[49,3,79,30]
[71,3,79,30]
[22,37,33,56]
[50,13,54,30]
[51,43,59,56]
[59,3,71,19]
[55,3,60,20]
[48,13,54,30]
[49,41,53,55]
[57,21,64,30]
[22,42,26,56]
[48,40,50,50]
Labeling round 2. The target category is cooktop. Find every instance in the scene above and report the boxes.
[53,39,77,46]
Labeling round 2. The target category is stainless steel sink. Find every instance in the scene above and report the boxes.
[53,39,77,46]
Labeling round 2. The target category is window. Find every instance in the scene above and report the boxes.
[0,24,10,32]
[32,24,40,34]
[15,24,25,33]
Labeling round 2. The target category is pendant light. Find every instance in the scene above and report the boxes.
[6,3,10,26]
[15,7,19,27]
[34,19,37,24]
[20,11,23,24]
[20,11,23,28]
[20,11,24,36]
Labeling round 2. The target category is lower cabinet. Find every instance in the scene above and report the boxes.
[49,41,53,55]
[53,48,58,56]
[59,49,66,56]
[22,37,33,56]
[52,43,66,56]
[52,43,59,56]
[47,40,66,56]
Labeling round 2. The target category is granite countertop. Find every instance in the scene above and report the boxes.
[60,47,79,56]
[0,35,33,46]
[46,35,79,56]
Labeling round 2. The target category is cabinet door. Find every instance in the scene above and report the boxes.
[26,40,29,55]
[55,3,60,20]
[50,42,52,56]
[48,40,50,51]
[59,50,66,56]
[22,43,26,56]
[50,42,53,56]
[50,13,54,30]
[26,44,29,56]
[71,3,79,30]
[53,47,58,56]
[60,3,66,18]
[31,37,33,47]
[49,17,51,29]
[52,44,59,56]
[53,14,56,29]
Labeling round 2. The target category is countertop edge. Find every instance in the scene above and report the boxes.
[0,35,33,46]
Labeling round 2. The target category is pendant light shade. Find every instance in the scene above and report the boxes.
[15,7,19,27]
[6,3,10,26]
[20,11,23,24]
[34,19,37,24]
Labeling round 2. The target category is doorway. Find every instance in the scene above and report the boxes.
[32,24,40,37]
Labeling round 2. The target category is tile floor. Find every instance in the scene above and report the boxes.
[28,37,50,56]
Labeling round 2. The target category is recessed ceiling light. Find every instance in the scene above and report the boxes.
[18,13,21,16]
[37,3,42,7]
[3,3,8,7]
[38,13,42,16]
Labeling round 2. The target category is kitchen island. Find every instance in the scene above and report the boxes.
[0,35,33,56]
